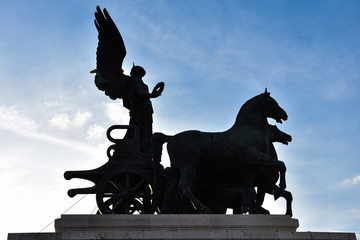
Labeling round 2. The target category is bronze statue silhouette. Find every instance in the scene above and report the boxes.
[91,6,164,157]
[202,124,293,216]
[153,89,288,213]
[65,7,293,216]
[254,124,293,216]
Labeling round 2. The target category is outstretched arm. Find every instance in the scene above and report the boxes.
[133,77,164,99]
[151,82,165,98]
[133,77,152,98]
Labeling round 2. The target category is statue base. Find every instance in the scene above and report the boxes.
[8,214,356,240]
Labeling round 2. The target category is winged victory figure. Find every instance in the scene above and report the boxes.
[91,6,164,157]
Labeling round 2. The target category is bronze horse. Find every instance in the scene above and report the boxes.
[204,124,293,216]
[255,124,293,216]
[153,90,288,213]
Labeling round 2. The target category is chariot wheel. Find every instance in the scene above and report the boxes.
[96,166,157,214]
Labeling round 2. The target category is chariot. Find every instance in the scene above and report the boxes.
[64,125,167,214]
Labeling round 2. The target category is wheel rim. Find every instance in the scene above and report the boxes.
[96,167,156,214]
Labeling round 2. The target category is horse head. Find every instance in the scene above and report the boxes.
[236,89,288,127]
[261,89,288,124]
[269,125,292,145]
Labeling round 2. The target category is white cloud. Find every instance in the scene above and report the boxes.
[49,113,71,129]
[351,209,360,218]
[86,124,105,141]
[0,105,96,154]
[340,175,360,186]
[74,111,92,127]
[43,101,62,108]
[0,105,39,135]
[77,86,89,97]
[104,102,129,123]
[49,110,92,129]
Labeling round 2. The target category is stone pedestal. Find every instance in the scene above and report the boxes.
[8,214,356,240]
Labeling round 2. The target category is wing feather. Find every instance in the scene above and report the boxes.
[93,6,130,103]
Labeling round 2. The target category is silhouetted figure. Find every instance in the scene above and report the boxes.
[91,6,164,157]
[125,65,163,157]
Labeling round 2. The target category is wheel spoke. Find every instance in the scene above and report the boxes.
[109,179,124,191]
[97,169,156,215]
[112,199,125,213]
[130,199,145,213]
[103,193,124,198]
[130,179,146,192]
[137,193,153,198]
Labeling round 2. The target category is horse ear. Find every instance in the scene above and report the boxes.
[264,87,270,95]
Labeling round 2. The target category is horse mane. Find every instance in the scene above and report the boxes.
[236,93,264,122]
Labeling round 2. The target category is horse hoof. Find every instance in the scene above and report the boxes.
[249,208,260,214]
[259,207,270,215]
[241,207,250,214]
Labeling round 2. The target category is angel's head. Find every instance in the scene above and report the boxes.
[130,65,146,78]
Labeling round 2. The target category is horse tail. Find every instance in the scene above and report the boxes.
[152,132,172,163]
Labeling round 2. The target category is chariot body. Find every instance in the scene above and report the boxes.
[64,125,167,214]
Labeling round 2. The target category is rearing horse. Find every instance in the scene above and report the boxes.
[153,90,288,213]
[202,124,293,216]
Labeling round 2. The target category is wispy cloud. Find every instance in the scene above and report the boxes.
[104,102,129,123]
[0,105,98,154]
[341,175,360,186]
[74,111,92,127]
[0,105,39,136]
[86,124,105,141]
[49,113,71,129]
[351,208,360,218]
[49,110,92,129]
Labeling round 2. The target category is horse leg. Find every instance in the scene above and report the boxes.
[256,187,266,213]
[279,169,287,190]
[233,189,243,214]
[240,187,258,214]
[162,169,181,213]
[178,166,212,214]
[240,170,258,214]
[272,185,293,217]
[283,189,293,217]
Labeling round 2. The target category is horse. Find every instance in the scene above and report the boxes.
[153,89,288,213]
[254,124,293,216]
[203,124,293,216]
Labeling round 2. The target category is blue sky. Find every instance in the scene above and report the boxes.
[1,0,359,238]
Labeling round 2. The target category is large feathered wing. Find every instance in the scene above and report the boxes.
[92,6,131,108]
